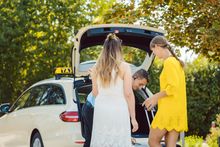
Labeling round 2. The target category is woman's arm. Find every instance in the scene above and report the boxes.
[90,67,98,97]
[142,58,179,110]
[122,63,135,119]
[142,91,167,110]
[122,63,138,132]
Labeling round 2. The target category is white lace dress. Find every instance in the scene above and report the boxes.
[90,71,132,147]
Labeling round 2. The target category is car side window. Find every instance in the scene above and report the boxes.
[27,85,49,107]
[37,86,52,105]
[10,89,31,111]
[38,84,66,105]
[10,84,66,111]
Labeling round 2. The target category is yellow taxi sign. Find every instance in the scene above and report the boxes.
[55,67,73,75]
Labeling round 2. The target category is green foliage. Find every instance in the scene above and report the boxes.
[186,57,220,136]
[147,58,162,93]
[80,45,146,67]
[122,46,146,66]
[206,114,220,147]
[0,0,110,103]
[139,0,220,62]
[80,46,102,62]
[99,0,220,62]
[182,1,220,61]
[95,3,138,24]
[183,135,204,147]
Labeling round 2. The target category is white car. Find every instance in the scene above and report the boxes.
[0,76,85,147]
[0,24,183,147]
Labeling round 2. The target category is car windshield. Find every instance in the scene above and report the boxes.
[80,45,146,67]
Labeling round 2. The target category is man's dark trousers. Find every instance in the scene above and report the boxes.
[81,101,94,147]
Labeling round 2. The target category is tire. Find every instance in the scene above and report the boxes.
[31,132,44,147]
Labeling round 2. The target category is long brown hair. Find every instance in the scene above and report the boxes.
[150,36,184,67]
[95,33,123,87]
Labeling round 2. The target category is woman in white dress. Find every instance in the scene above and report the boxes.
[90,33,138,147]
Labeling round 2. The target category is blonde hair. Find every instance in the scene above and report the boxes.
[95,33,123,87]
[150,36,184,67]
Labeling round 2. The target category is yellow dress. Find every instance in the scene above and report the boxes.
[151,57,188,132]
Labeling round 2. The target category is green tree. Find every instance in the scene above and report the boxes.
[185,56,220,136]
[139,0,220,62]
[98,0,220,62]
[16,0,88,79]
[0,0,112,103]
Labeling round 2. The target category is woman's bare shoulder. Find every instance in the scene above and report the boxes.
[119,61,130,74]
[119,61,129,68]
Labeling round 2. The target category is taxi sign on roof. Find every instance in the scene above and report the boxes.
[55,67,73,75]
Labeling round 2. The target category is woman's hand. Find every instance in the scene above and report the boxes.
[142,95,158,111]
[131,118,138,132]
[142,91,166,110]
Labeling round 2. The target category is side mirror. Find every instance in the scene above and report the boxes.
[0,103,10,116]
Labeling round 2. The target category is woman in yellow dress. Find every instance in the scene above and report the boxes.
[142,36,188,147]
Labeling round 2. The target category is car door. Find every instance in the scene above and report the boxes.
[0,88,32,146]
[0,84,51,147]
[29,84,68,147]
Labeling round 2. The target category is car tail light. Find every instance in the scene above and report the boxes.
[75,140,85,144]
[60,111,79,122]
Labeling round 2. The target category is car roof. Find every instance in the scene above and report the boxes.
[31,77,74,87]
[30,76,89,88]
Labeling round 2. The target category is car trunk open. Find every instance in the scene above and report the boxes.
[71,24,165,76]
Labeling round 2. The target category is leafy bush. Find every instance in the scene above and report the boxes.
[183,135,204,147]
[206,114,220,147]
[186,63,220,137]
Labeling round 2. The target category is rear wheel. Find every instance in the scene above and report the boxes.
[31,132,44,147]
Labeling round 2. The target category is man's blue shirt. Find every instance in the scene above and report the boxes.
[87,92,95,107]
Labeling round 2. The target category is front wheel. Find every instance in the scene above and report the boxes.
[31,132,44,147]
